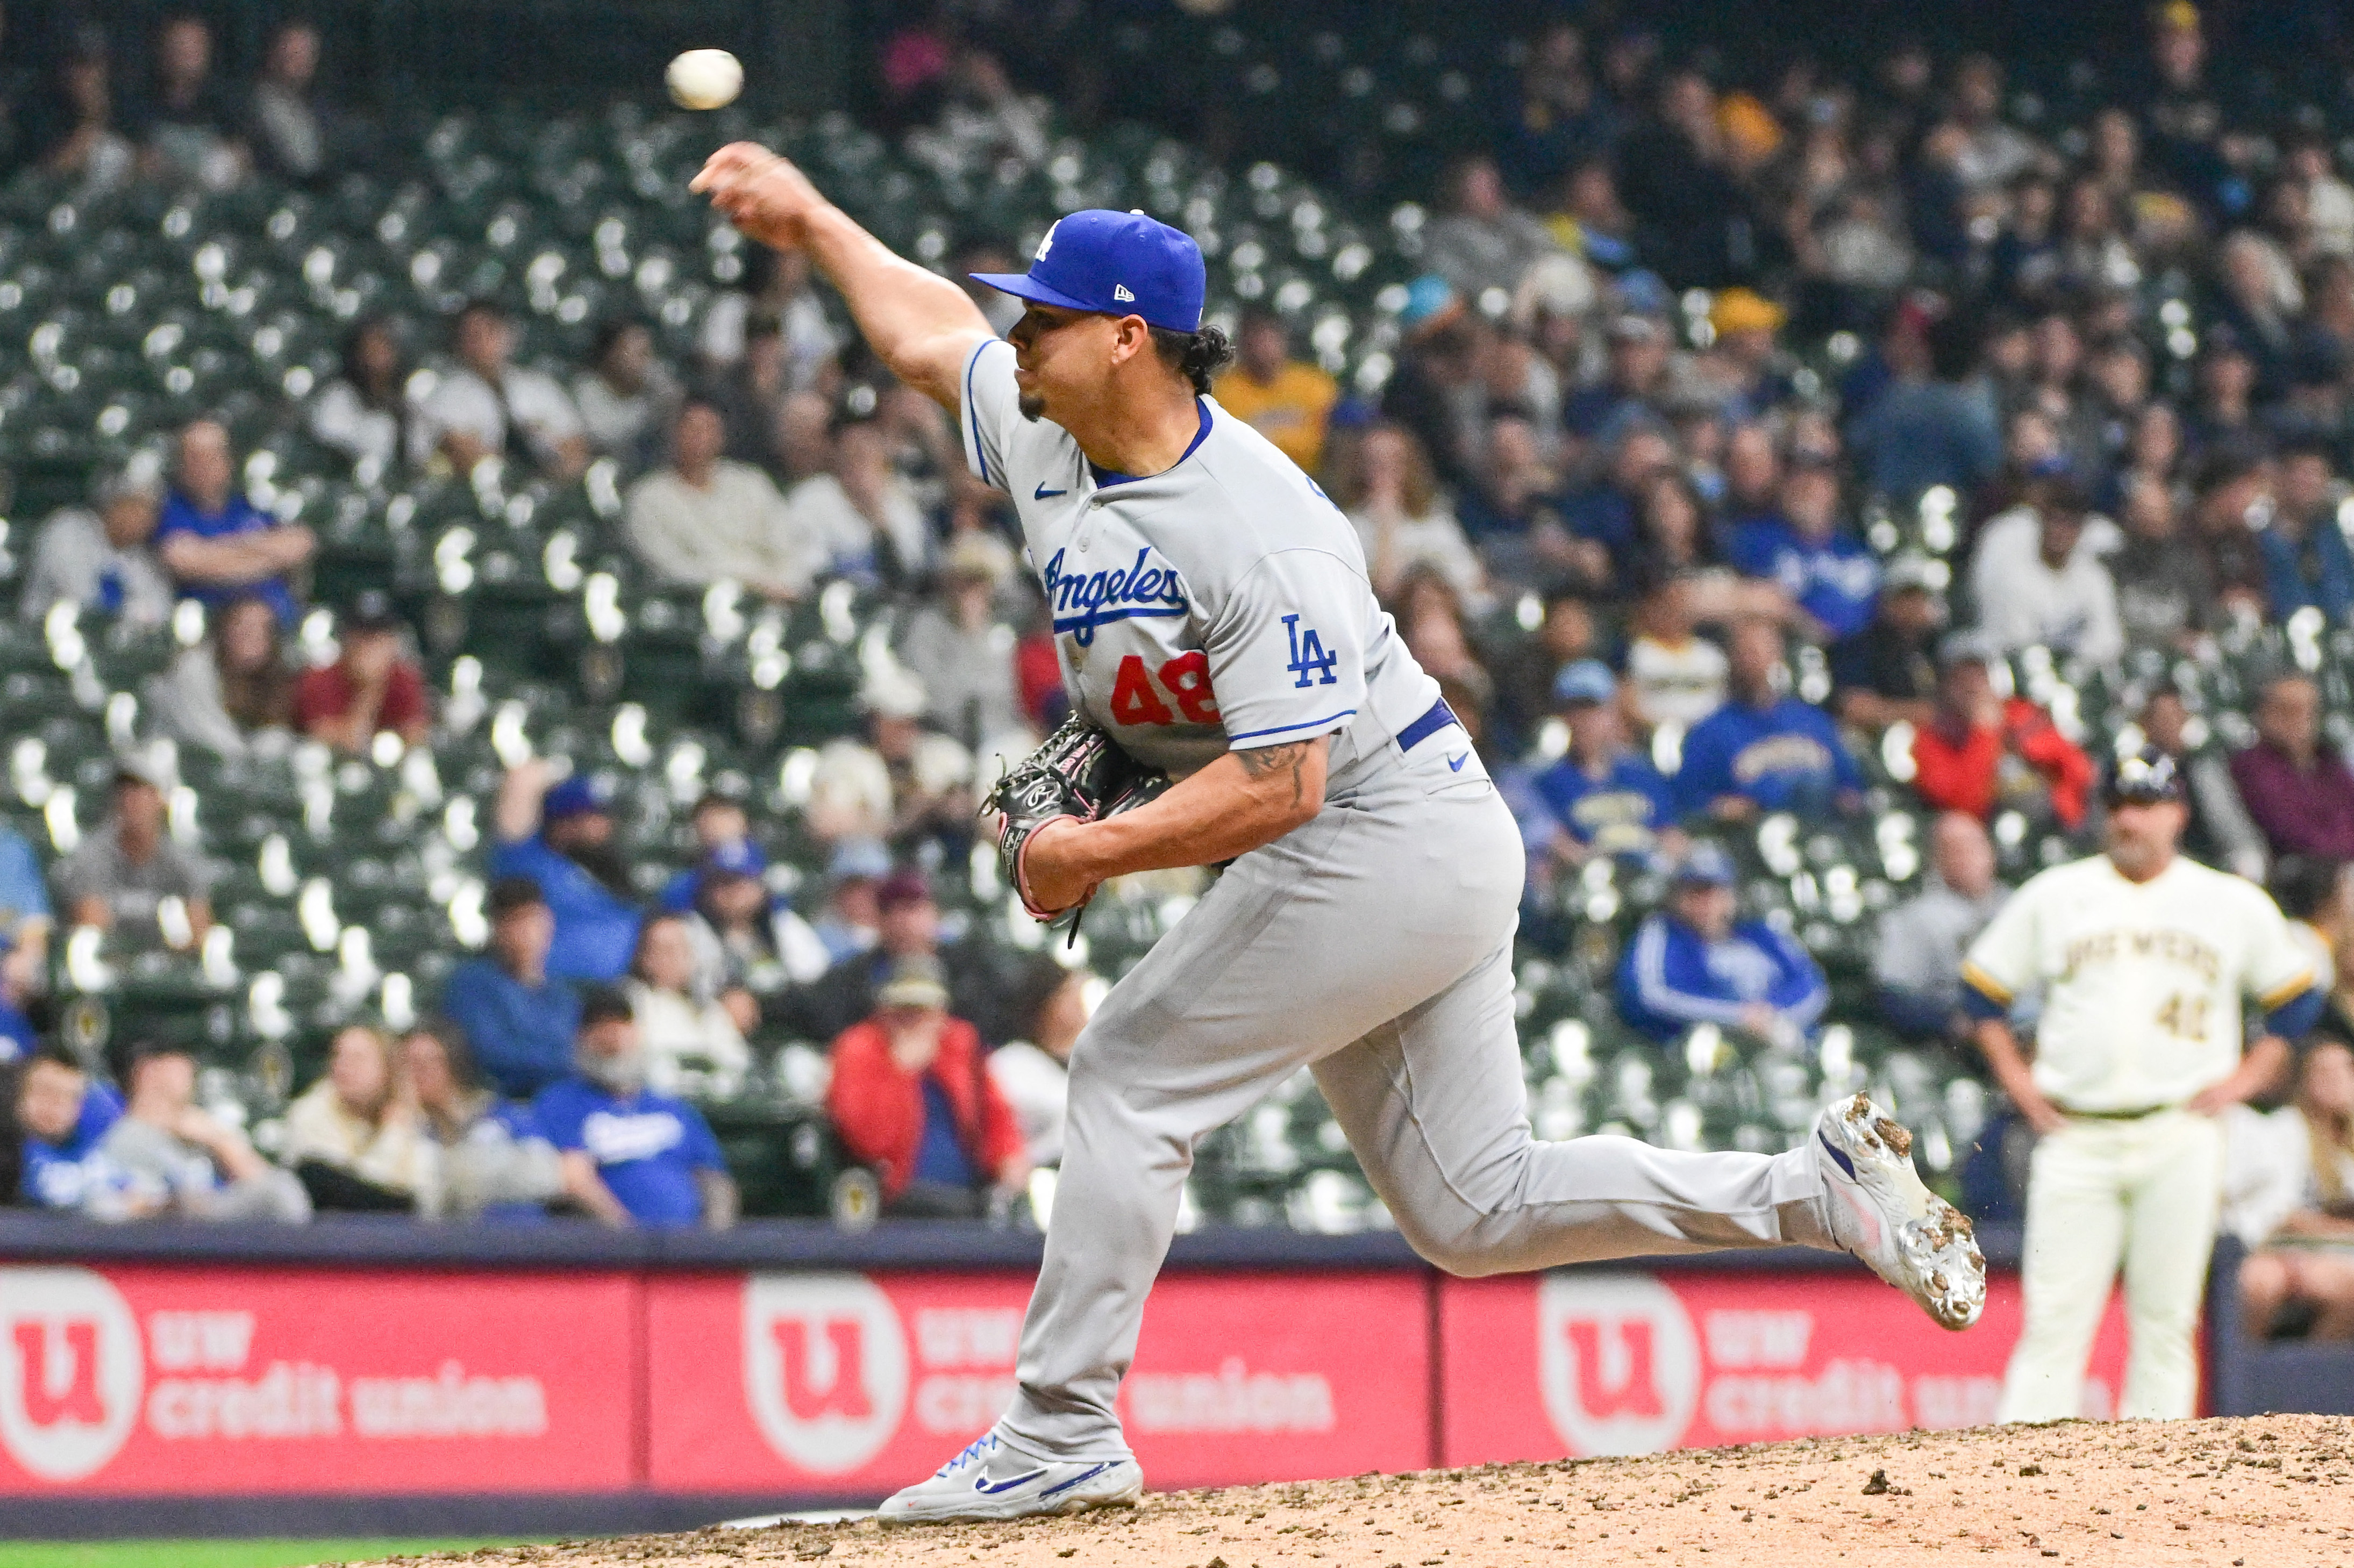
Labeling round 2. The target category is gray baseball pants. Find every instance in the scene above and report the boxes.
[997,741,1837,1462]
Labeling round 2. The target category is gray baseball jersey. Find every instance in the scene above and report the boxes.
[953,333,1844,1466]
[959,337,1439,778]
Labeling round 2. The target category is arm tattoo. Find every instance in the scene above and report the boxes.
[1238,740,1310,808]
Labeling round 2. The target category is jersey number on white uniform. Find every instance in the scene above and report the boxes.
[1111,651,1221,727]
[2153,992,2210,1042]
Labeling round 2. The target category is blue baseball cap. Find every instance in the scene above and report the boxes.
[542,773,611,821]
[703,837,768,880]
[971,210,1207,334]
[1553,659,1618,707]
[1673,843,1739,887]
[826,836,893,884]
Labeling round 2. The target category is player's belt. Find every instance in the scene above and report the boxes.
[2053,1102,2180,1121]
[1395,697,1460,754]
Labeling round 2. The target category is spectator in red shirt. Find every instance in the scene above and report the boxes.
[2231,673,2354,862]
[825,954,1028,1219]
[1910,633,2094,830]
[294,590,430,753]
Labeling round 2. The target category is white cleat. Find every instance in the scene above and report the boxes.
[1814,1092,1986,1331]
[877,1431,1144,1526]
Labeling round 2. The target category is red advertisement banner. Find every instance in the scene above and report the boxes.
[1439,1269,2133,1463]
[644,1270,1429,1493]
[0,1264,638,1495]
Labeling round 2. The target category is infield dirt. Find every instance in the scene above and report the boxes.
[352,1413,2351,1568]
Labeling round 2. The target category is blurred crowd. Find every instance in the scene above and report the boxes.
[1,5,2352,1326]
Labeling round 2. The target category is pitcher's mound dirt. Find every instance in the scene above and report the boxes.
[361,1414,2351,1568]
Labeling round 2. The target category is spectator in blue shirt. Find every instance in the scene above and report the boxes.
[1563,314,1672,442]
[1725,452,1882,643]
[0,933,33,1061]
[1616,845,1830,1050]
[1842,309,2002,506]
[1676,618,1866,821]
[1521,661,1683,873]
[15,1052,124,1209]
[2260,441,2354,625]
[0,823,53,973]
[532,986,736,1229]
[153,419,315,625]
[658,792,753,913]
[440,877,583,1098]
[490,760,643,982]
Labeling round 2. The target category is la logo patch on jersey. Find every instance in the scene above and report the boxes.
[1283,614,1339,689]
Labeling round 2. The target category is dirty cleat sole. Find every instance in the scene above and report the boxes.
[1814,1092,1986,1330]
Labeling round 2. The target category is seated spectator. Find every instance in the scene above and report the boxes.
[809,837,891,967]
[1467,412,1606,591]
[15,1051,123,1211]
[574,318,681,474]
[2232,674,2354,863]
[1842,307,2002,505]
[683,838,832,997]
[2186,451,2274,622]
[1391,568,1497,751]
[440,877,583,1098]
[897,534,1028,750]
[533,987,736,1230]
[0,822,54,1006]
[903,47,1050,178]
[155,420,314,625]
[490,761,643,982]
[1616,846,1829,1050]
[784,392,933,589]
[309,319,410,478]
[1830,553,1944,732]
[1726,453,1881,643]
[294,591,431,754]
[807,665,975,853]
[32,35,137,196]
[2272,857,2353,1045]
[1490,589,1597,757]
[245,18,334,185]
[1699,288,1796,421]
[660,793,757,912]
[625,913,752,1099]
[1675,618,1865,820]
[2261,441,2354,625]
[1563,313,1675,445]
[1910,634,2095,831]
[1623,574,1729,732]
[627,398,817,599]
[699,246,841,384]
[1967,477,2124,664]
[143,593,295,758]
[23,463,175,628]
[409,299,590,481]
[54,750,212,946]
[280,1024,437,1213]
[398,1022,562,1220]
[2107,476,2215,654]
[85,1041,309,1222]
[1521,661,1682,872]
[1215,308,1339,474]
[1337,423,1485,608]
[128,15,244,190]
[2140,685,2270,882]
[0,933,28,1061]
[826,955,1028,1218]
[989,960,1094,1169]
[2227,1041,2354,1340]
[789,868,1011,1047]
[1426,154,1575,311]
[1874,813,2009,1045]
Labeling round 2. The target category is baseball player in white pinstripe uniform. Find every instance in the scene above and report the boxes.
[1963,749,2323,1422]
[693,142,1987,1524]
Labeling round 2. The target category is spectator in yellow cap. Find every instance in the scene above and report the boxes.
[1703,288,1794,419]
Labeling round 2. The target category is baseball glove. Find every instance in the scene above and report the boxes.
[982,713,1167,927]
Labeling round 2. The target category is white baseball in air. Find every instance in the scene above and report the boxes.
[667,49,743,111]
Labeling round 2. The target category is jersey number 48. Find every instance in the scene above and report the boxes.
[1110,652,1221,726]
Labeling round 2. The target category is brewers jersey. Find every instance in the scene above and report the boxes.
[958,338,1439,779]
[1961,854,2314,1112]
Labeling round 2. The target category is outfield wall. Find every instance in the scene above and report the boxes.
[0,1217,2329,1538]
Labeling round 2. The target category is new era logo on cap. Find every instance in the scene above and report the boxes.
[971,209,1206,333]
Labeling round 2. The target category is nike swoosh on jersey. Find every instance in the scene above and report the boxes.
[1447,753,1469,771]
[973,1467,1047,1494]
[1034,483,1068,499]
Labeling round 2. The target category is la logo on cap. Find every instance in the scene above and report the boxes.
[1114,284,1135,302]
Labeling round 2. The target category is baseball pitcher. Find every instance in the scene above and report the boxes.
[1963,749,2323,1421]
[693,144,1987,1522]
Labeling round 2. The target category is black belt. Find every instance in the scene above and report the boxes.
[1395,697,1460,754]
[2055,1103,2179,1121]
